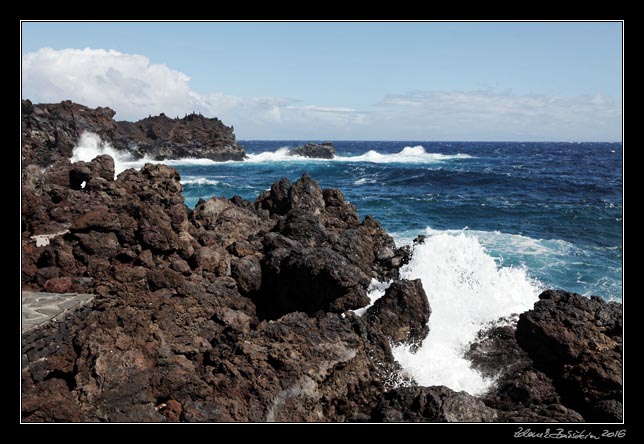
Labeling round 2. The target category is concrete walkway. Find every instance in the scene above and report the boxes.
[22,291,94,333]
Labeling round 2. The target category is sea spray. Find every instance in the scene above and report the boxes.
[391,231,541,395]
[354,279,392,316]
[71,132,147,176]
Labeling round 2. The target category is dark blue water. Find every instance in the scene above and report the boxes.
[171,141,622,300]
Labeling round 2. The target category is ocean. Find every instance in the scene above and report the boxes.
[73,137,623,394]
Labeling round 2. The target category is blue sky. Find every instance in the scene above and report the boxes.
[21,21,622,141]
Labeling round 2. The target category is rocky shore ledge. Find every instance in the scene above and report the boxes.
[21,150,622,422]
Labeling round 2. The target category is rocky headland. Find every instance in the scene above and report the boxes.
[21,100,246,167]
[20,101,622,422]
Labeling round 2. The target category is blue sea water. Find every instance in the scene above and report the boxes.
[173,141,622,302]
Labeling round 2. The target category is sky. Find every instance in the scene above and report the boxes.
[21,21,622,141]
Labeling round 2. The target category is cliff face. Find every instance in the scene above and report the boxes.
[21,100,246,167]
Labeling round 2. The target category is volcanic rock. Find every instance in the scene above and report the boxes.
[373,386,498,422]
[516,290,622,422]
[289,142,336,159]
[22,100,246,169]
[364,279,430,349]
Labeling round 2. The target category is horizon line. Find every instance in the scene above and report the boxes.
[237,139,623,143]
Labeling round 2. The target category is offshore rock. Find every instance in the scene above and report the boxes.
[289,142,336,159]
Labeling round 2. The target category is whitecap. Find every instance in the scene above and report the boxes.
[354,177,378,185]
[180,177,221,186]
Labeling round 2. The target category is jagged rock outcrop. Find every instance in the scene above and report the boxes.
[364,279,430,350]
[466,321,585,422]
[372,386,498,422]
[465,290,622,422]
[21,100,118,167]
[289,142,336,159]
[114,112,245,161]
[515,290,622,422]
[21,160,420,422]
[21,100,246,168]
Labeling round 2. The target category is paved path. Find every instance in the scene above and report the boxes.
[22,291,94,333]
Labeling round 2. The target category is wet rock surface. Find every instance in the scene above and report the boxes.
[364,279,430,350]
[373,386,498,422]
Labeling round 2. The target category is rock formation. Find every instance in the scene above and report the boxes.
[516,291,623,422]
[21,158,416,422]
[21,100,246,168]
[288,142,336,159]
[114,111,245,161]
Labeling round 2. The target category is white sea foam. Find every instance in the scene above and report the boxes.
[245,147,295,162]
[71,132,228,174]
[342,146,472,164]
[421,227,574,259]
[385,229,541,395]
[354,177,378,185]
[354,279,392,316]
[180,177,221,186]
[71,137,472,171]
[244,145,472,164]
[70,132,146,176]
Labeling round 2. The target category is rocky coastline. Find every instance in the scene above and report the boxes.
[20,102,622,422]
[22,100,246,167]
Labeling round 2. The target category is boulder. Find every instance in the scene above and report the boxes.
[516,290,622,422]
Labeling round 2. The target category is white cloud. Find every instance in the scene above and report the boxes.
[374,90,621,141]
[22,48,199,119]
[22,48,621,141]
